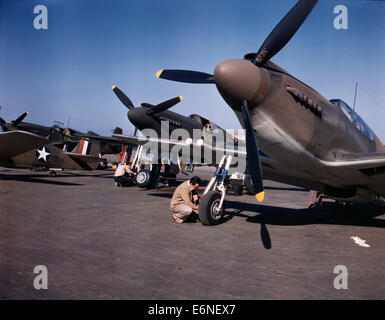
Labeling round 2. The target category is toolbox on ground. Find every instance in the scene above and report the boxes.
[227,179,244,196]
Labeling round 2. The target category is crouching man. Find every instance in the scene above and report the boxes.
[114,162,134,187]
[170,176,202,224]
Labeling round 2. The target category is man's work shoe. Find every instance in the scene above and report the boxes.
[172,214,184,224]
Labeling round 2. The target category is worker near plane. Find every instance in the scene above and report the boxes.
[114,162,135,187]
[170,176,202,224]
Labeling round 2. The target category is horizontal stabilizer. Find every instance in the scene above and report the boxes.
[65,153,101,163]
[65,153,101,170]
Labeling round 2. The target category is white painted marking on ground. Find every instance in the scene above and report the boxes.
[351,236,370,248]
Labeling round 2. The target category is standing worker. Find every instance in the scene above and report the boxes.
[170,176,202,223]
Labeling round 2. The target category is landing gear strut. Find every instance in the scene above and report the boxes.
[132,145,154,188]
[199,155,232,225]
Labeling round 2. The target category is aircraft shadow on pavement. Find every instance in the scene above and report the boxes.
[264,186,307,192]
[147,193,173,199]
[0,174,83,186]
[53,171,114,179]
[147,192,385,250]
[225,201,385,229]
[224,201,385,250]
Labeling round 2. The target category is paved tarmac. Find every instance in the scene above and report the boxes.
[0,167,384,299]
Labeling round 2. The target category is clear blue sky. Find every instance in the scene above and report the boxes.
[1,0,384,140]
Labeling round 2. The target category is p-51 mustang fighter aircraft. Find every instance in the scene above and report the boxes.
[111,85,235,143]
[0,112,112,175]
[110,85,241,188]
[134,0,385,225]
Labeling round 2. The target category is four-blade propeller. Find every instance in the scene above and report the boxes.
[112,85,183,116]
[155,0,318,201]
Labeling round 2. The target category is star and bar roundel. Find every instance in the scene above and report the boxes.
[36,146,51,162]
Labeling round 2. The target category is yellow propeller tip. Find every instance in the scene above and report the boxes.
[179,96,183,101]
[156,70,163,78]
[255,191,265,202]
[26,111,29,114]
[112,85,116,90]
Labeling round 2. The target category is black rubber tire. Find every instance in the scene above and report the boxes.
[135,169,151,188]
[244,175,255,194]
[49,171,57,177]
[199,191,224,226]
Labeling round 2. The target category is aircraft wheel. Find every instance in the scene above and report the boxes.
[199,191,224,226]
[136,169,151,188]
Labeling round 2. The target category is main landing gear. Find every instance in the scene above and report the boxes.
[131,145,155,188]
[199,155,232,225]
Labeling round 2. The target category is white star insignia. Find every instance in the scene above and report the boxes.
[37,147,51,162]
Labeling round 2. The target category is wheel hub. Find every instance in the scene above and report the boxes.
[136,172,147,184]
[210,199,222,219]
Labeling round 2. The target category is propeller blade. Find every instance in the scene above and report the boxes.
[146,96,183,115]
[241,100,264,202]
[112,86,135,110]
[156,69,215,84]
[12,111,28,126]
[253,0,318,66]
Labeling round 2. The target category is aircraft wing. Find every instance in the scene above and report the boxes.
[73,133,124,144]
[112,134,277,167]
[318,152,385,195]
[113,134,199,147]
[320,152,385,169]
[0,130,49,159]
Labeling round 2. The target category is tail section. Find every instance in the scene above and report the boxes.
[66,138,102,170]
[72,139,100,156]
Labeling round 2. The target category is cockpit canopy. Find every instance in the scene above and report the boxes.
[330,99,374,141]
[188,114,222,132]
